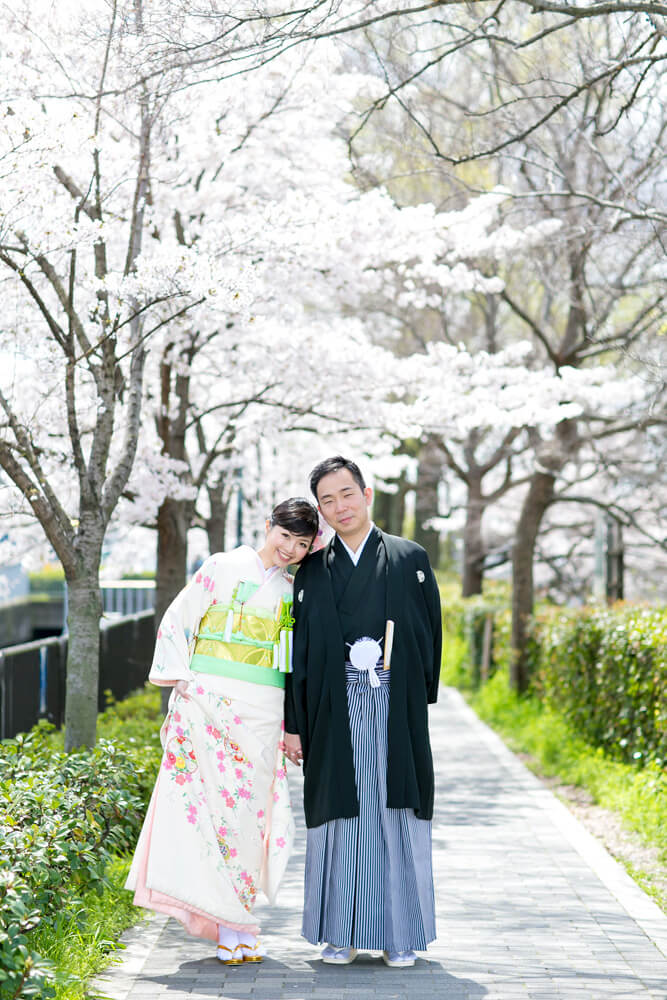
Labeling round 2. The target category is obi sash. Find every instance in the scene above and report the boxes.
[190,581,294,689]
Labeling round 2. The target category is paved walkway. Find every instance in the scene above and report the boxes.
[94,689,667,1000]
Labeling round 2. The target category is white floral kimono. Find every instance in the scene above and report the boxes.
[125,546,295,940]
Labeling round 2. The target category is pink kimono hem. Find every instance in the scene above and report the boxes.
[130,775,260,939]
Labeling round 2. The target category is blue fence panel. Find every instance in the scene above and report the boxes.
[100,582,155,617]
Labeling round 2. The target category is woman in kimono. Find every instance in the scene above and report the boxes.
[126,497,319,964]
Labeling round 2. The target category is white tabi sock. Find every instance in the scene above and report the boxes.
[238,930,257,950]
[217,926,240,951]
[238,931,265,958]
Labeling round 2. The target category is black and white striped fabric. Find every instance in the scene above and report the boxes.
[302,665,436,952]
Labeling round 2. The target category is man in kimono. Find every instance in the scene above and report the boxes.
[284,456,441,968]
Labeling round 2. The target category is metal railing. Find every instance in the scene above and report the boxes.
[0,581,156,650]
[100,580,156,617]
[0,610,155,741]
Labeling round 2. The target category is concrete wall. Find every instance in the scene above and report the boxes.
[0,597,65,648]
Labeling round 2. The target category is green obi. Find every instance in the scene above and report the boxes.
[190,581,294,689]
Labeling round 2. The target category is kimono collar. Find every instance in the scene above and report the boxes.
[336,521,376,566]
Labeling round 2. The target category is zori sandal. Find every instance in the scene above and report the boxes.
[216,944,244,965]
[239,940,265,963]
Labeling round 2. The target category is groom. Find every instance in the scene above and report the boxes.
[284,455,441,968]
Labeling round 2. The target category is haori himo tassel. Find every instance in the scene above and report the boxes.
[348,636,383,687]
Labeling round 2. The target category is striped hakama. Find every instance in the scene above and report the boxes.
[302,666,436,952]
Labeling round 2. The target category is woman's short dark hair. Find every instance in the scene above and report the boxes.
[309,456,366,500]
[270,497,319,539]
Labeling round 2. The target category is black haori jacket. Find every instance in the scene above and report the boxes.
[284,529,442,829]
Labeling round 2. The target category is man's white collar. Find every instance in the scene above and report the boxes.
[338,522,374,566]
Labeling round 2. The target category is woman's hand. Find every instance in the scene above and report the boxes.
[174,680,191,701]
[284,731,303,767]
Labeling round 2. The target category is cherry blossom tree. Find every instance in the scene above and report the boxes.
[116,51,525,621]
[113,2,667,194]
[0,0,249,747]
[3,0,665,745]
[332,11,666,680]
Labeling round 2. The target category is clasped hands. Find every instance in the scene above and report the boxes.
[284,731,303,767]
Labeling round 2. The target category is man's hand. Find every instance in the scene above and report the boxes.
[284,731,303,767]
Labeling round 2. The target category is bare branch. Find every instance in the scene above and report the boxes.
[500,289,559,365]
[0,389,76,557]
[0,250,68,351]
[553,492,667,549]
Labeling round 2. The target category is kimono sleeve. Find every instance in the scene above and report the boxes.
[419,553,442,704]
[284,567,306,737]
[148,555,218,687]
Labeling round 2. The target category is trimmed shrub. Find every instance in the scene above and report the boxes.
[441,593,666,768]
[28,566,65,597]
[0,706,161,1000]
[439,579,510,688]
[528,605,666,767]
[0,871,55,999]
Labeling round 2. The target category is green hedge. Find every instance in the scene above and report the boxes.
[527,605,666,767]
[28,567,65,597]
[1,690,162,999]
[439,579,510,687]
[441,590,666,769]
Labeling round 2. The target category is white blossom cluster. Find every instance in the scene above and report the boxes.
[0,0,662,594]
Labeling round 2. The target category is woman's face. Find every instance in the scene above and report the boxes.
[263,523,313,568]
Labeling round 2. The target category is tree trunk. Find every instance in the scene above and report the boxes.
[64,567,103,751]
[206,485,230,554]
[414,437,442,567]
[155,495,190,712]
[155,496,189,626]
[373,487,394,534]
[373,472,407,537]
[510,470,555,693]
[462,482,484,597]
[606,517,624,603]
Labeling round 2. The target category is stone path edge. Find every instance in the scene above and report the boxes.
[449,687,667,959]
[90,912,168,1000]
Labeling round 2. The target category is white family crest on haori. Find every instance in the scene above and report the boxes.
[298,589,304,603]
[348,636,383,688]
[417,570,425,583]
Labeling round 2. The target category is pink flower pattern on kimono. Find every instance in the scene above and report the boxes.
[189,691,275,909]
[163,732,198,779]
[158,669,292,915]
[194,571,216,594]
[234,870,258,911]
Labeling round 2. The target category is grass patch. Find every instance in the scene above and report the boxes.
[463,667,667,909]
[25,857,142,1000]
[440,632,469,688]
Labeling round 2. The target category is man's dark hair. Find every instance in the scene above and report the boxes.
[270,497,319,539]
[309,456,366,501]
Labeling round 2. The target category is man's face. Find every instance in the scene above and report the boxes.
[316,467,372,540]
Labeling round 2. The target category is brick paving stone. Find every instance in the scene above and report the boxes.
[93,688,667,1000]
